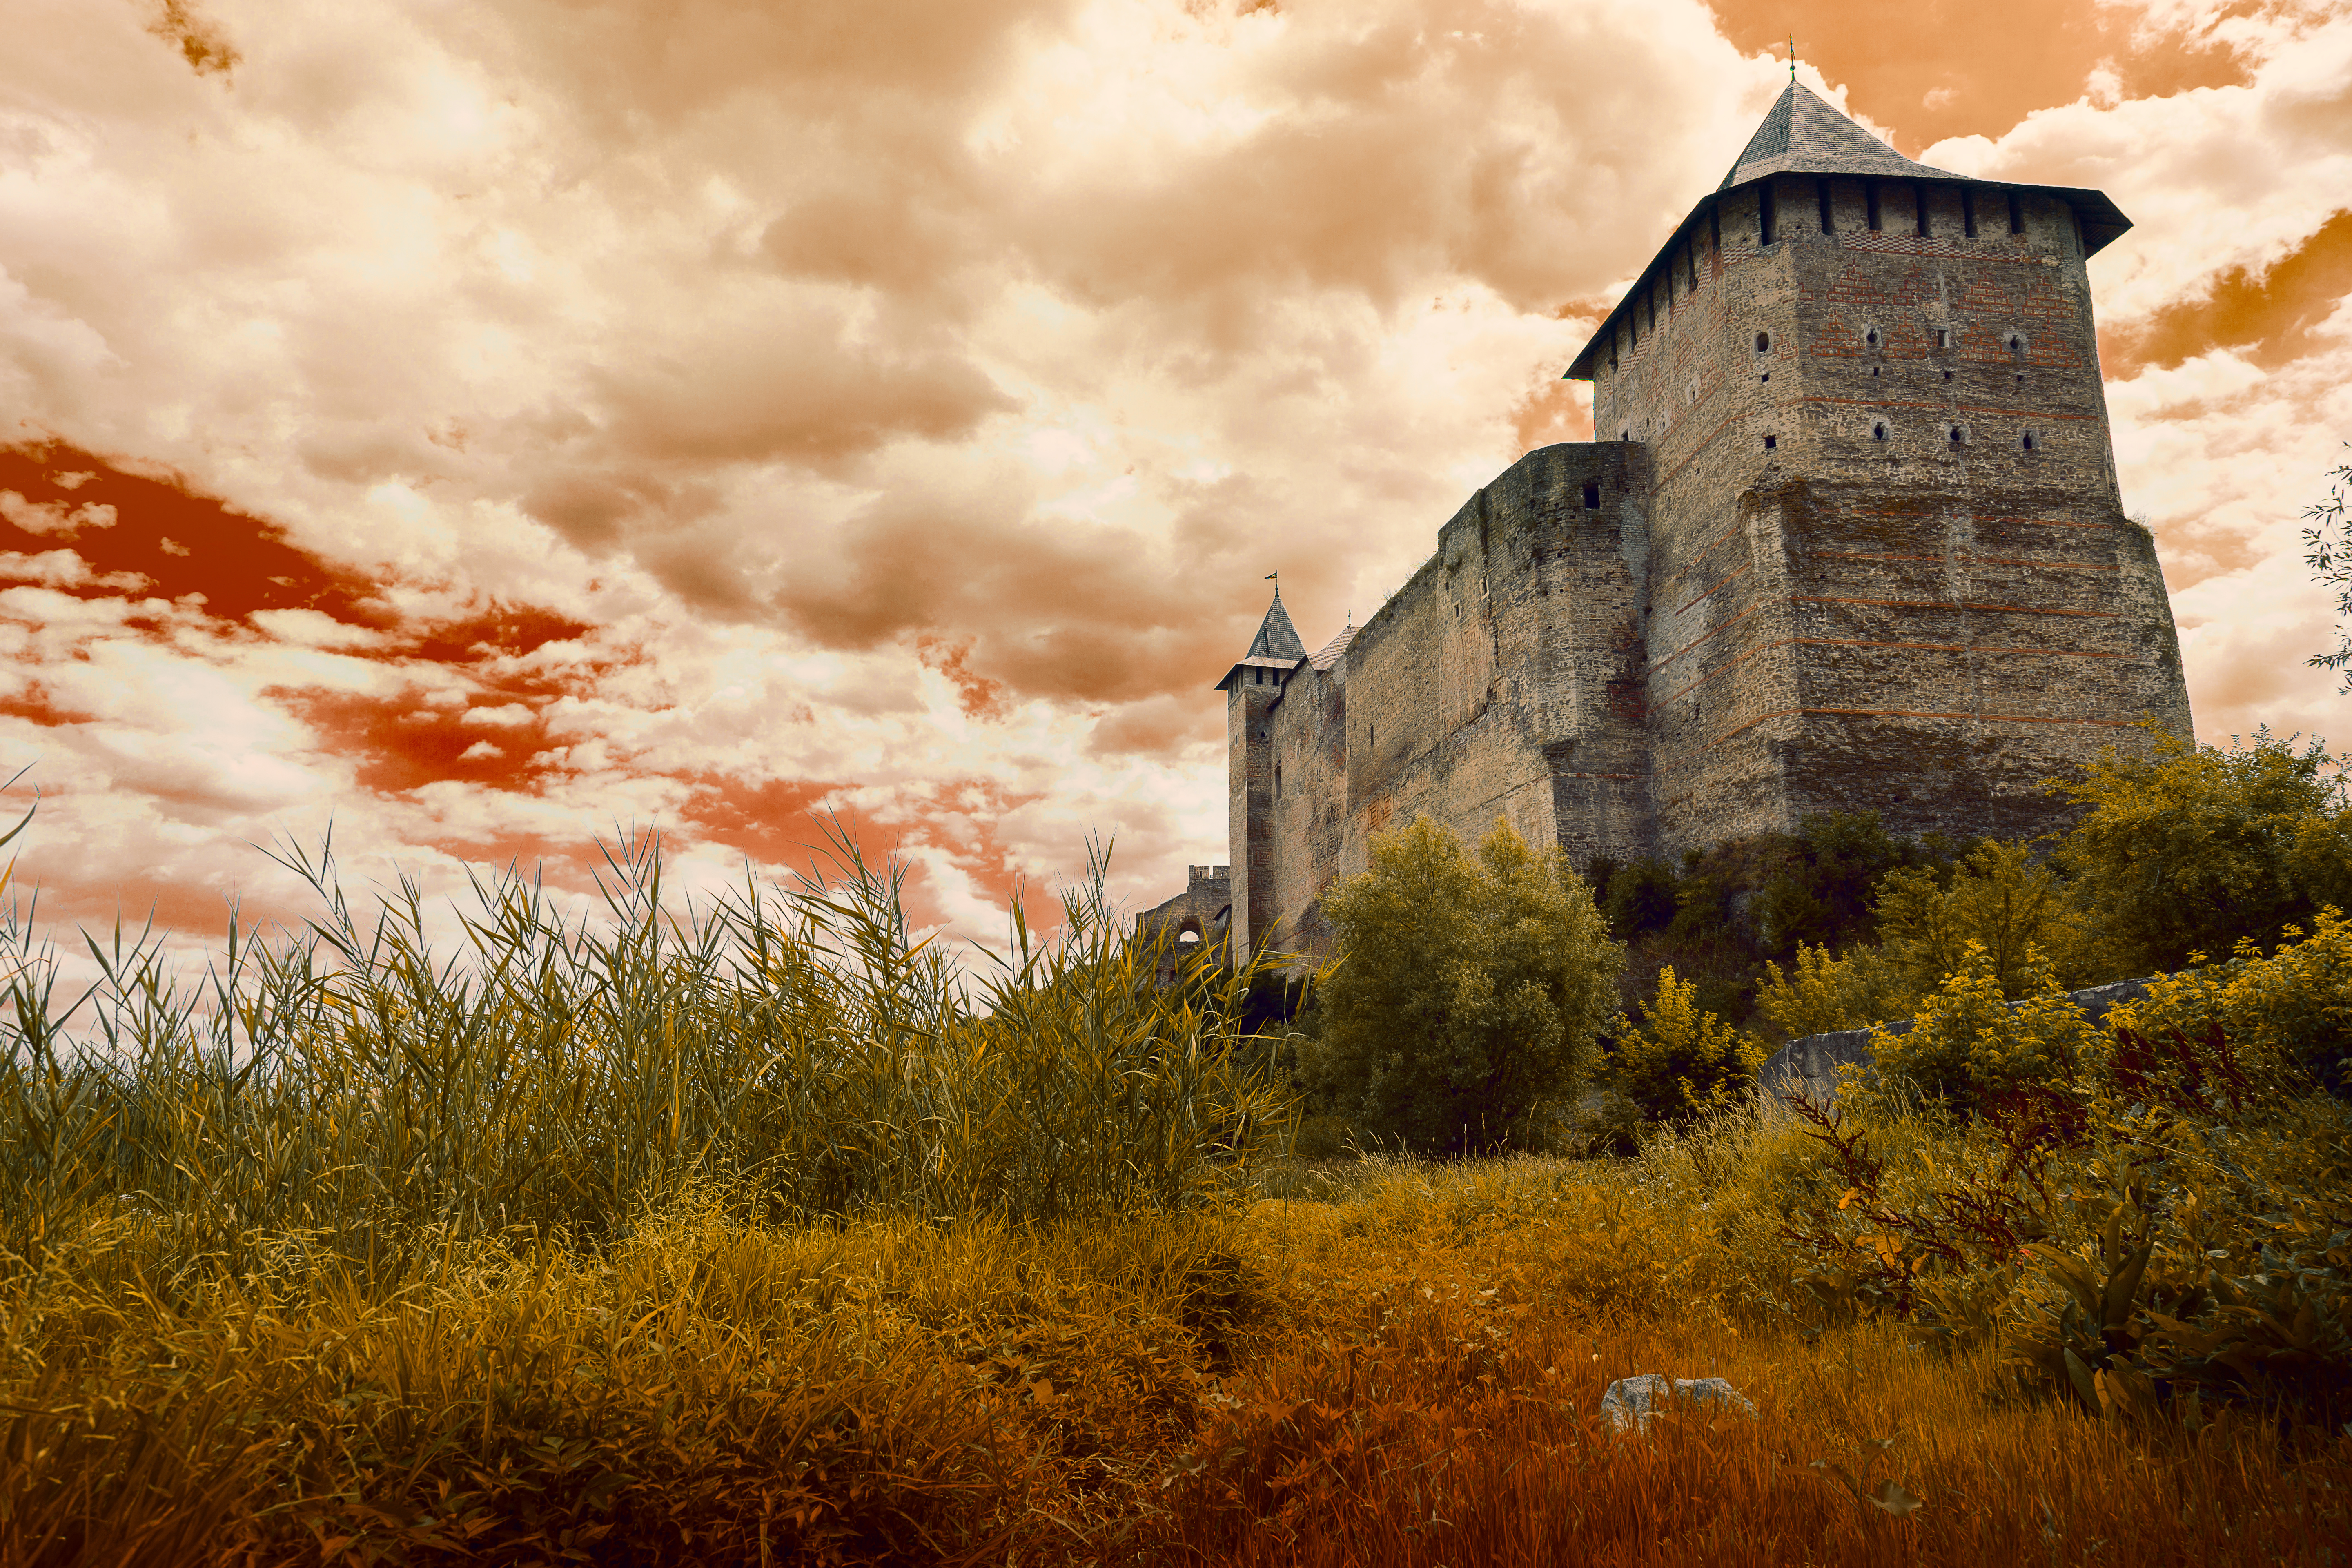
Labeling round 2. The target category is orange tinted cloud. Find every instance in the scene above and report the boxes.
[917,637,1014,722]
[2103,207,2352,374]
[588,314,1018,469]
[768,482,1263,705]
[0,681,96,730]
[143,1,238,80]
[0,442,612,802]
[1708,0,2252,149]
[667,772,1046,931]
[1512,378,1596,452]
[0,444,388,625]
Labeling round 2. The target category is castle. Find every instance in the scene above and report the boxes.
[1140,83,2192,967]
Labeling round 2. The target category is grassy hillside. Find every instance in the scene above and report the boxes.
[0,815,2343,1564]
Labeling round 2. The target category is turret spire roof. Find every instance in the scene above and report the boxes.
[1560,80,2131,381]
[1718,82,1954,189]
[1246,590,1306,662]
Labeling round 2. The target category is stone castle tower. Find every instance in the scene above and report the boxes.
[1137,82,2192,965]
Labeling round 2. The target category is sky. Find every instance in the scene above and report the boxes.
[1,0,2348,973]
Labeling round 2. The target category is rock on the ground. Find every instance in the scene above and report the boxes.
[1597,1373,1758,1433]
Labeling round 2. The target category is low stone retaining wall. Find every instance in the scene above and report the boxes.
[1756,977,2156,1102]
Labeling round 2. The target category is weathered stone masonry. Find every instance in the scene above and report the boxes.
[1138,84,2192,966]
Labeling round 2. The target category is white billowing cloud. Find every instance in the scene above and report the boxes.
[0,0,2345,1004]
[0,491,115,535]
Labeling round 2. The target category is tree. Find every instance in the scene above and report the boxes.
[2053,722,2352,973]
[1751,811,1928,955]
[2303,446,2352,688]
[1294,814,1622,1155]
[1874,838,2108,997]
[1594,812,1962,1030]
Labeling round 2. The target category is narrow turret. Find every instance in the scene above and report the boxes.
[1217,588,1305,960]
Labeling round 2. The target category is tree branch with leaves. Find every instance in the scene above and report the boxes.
[2302,445,2352,689]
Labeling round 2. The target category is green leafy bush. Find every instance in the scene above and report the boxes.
[1597,966,1766,1143]
[1773,998,2352,1427]
[1295,815,1621,1156]
[1860,941,2096,1120]
[1874,838,2110,997]
[1754,942,1912,1043]
[2054,722,2352,974]
[1593,811,1962,1030]
[2107,906,2352,1095]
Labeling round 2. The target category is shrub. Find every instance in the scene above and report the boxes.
[1604,966,1766,1133]
[2106,906,2352,1095]
[1597,812,1963,1031]
[1861,941,2096,1120]
[1875,838,2111,996]
[1775,1018,2352,1428]
[2054,722,2352,973]
[1597,857,1680,942]
[1296,815,1621,1156]
[1753,941,1912,1043]
[1748,809,1928,953]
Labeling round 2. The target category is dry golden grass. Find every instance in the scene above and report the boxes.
[1171,1160,2348,1566]
[0,823,2341,1564]
[0,1154,2345,1565]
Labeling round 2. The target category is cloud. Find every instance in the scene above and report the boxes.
[143,1,240,80]
[1706,0,2256,151]
[2103,207,2352,374]
[0,0,2347,993]
[0,492,116,536]
[586,305,1019,470]
[0,549,149,592]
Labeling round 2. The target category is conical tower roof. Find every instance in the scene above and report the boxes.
[1561,82,2130,381]
[1718,82,1955,188]
[1246,591,1306,662]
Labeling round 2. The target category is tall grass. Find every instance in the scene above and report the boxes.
[1192,1137,2348,1566]
[0,822,1294,1285]
[0,812,2343,1564]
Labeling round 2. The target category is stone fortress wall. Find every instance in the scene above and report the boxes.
[1131,864,1231,985]
[1597,172,2186,857]
[1138,85,2193,968]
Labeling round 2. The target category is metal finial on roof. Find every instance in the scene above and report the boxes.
[1788,34,1796,85]
[1265,570,1279,599]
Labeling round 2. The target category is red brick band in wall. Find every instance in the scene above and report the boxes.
[1710,706,2140,748]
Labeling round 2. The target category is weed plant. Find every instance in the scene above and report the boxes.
[0,822,1294,1562]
